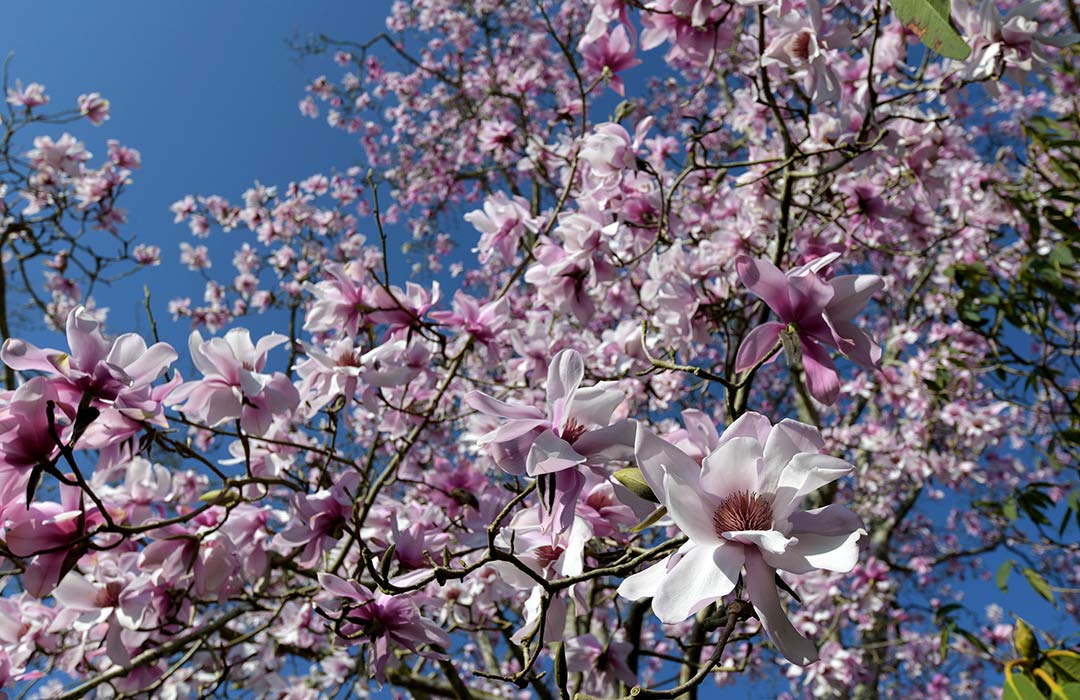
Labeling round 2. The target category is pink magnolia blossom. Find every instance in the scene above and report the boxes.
[167,328,299,435]
[1,305,177,408]
[734,253,884,404]
[6,80,48,108]
[578,25,641,96]
[317,573,451,681]
[77,93,110,125]
[466,349,630,531]
[618,413,866,666]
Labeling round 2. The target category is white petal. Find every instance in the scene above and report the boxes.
[546,349,584,430]
[662,470,720,544]
[652,544,742,624]
[716,412,772,448]
[760,420,824,494]
[771,453,853,521]
[723,529,795,556]
[744,549,818,666]
[617,555,673,600]
[633,424,702,501]
[700,436,762,500]
[526,430,586,476]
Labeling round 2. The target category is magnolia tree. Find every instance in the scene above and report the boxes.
[1,1,1079,699]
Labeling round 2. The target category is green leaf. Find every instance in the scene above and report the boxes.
[1046,651,1080,683]
[1022,567,1055,604]
[1058,683,1080,700]
[890,0,972,59]
[1003,670,1049,700]
[631,505,668,532]
[613,467,659,503]
[996,560,1013,592]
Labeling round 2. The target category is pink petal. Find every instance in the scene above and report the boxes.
[526,430,586,476]
[799,337,840,405]
[826,274,883,322]
[736,256,797,319]
[734,322,785,373]
[634,423,702,494]
[568,385,624,428]
[464,391,546,420]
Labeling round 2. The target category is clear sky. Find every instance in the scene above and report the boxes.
[0,1,393,342]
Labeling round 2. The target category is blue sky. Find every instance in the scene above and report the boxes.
[0,1,393,343]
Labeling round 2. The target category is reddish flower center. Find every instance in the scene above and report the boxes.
[560,418,586,444]
[712,491,773,535]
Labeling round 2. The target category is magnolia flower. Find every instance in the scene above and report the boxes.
[168,328,298,435]
[465,348,630,532]
[317,573,451,681]
[734,253,883,405]
[618,413,866,666]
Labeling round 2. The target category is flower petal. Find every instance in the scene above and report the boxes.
[772,504,866,573]
[759,419,824,495]
[826,274,883,322]
[799,337,840,405]
[616,554,673,600]
[652,543,742,623]
[464,391,546,420]
[736,256,797,319]
[735,322,785,373]
[633,424,702,501]
[700,436,763,500]
[771,453,853,522]
[546,349,584,431]
[744,548,818,666]
[526,430,586,476]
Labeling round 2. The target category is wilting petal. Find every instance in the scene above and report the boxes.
[744,548,818,666]
[735,322,785,373]
[652,543,741,623]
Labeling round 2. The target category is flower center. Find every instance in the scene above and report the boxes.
[561,418,586,444]
[713,491,773,535]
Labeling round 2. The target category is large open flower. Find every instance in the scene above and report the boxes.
[617,413,866,666]
[734,254,883,404]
